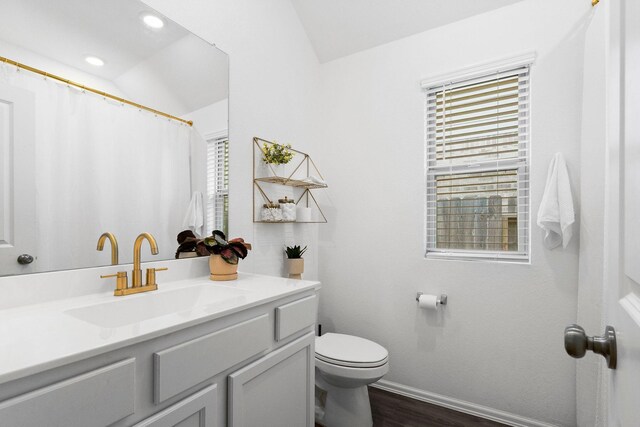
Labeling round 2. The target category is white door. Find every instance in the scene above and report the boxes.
[0,82,36,275]
[604,0,640,424]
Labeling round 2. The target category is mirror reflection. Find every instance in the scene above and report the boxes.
[0,0,229,277]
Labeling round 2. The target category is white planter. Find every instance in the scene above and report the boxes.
[259,162,286,178]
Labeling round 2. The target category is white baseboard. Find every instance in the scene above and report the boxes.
[371,380,560,427]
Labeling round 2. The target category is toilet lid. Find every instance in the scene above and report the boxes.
[315,333,388,367]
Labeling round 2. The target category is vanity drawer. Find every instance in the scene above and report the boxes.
[275,295,317,341]
[154,314,270,403]
[0,358,135,427]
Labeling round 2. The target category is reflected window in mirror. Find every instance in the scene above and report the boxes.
[207,134,229,236]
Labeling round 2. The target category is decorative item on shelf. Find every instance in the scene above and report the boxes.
[279,196,296,222]
[296,206,312,223]
[261,141,294,177]
[203,230,252,281]
[300,175,327,188]
[261,202,283,222]
[285,245,307,280]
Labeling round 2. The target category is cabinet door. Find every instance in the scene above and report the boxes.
[133,384,217,427]
[228,332,315,427]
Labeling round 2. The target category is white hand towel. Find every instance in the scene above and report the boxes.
[301,175,327,187]
[537,153,575,249]
[182,191,204,237]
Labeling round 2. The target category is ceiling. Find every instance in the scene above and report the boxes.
[0,0,524,112]
[290,0,525,63]
[0,0,190,80]
[0,0,228,115]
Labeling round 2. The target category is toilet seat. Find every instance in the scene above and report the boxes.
[315,353,388,368]
[315,333,388,368]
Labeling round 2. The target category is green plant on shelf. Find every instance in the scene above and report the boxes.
[262,142,295,165]
[285,245,307,259]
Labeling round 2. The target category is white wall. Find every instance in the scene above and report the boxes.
[183,99,229,138]
[315,0,592,425]
[144,0,322,280]
[114,42,188,117]
[0,40,122,95]
[114,34,229,117]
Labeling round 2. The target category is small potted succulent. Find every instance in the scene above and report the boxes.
[262,142,294,177]
[285,245,307,279]
[204,230,251,281]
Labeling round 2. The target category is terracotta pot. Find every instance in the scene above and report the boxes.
[287,258,304,280]
[209,255,238,281]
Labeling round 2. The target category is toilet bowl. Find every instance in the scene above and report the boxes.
[315,333,389,427]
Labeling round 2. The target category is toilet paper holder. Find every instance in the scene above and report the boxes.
[416,292,447,305]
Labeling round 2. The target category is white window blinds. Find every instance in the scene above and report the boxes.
[207,136,229,236]
[425,65,530,261]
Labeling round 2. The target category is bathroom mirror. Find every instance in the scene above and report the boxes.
[0,0,228,277]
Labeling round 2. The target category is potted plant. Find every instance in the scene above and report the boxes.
[285,245,307,279]
[203,230,251,281]
[262,142,294,177]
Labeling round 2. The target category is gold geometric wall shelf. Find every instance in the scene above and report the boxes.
[253,137,328,223]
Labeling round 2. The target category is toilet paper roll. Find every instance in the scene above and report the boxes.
[297,207,312,222]
[418,294,439,310]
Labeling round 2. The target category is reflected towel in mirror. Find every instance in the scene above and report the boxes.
[182,191,204,236]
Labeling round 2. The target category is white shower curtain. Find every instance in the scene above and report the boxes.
[1,64,192,271]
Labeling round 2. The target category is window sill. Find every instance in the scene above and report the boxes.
[425,250,530,264]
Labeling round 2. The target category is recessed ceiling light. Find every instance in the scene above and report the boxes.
[85,56,104,67]
[142,14,164,29]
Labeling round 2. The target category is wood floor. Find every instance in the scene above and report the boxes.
[316,386,507,427]
[368,387,507,427]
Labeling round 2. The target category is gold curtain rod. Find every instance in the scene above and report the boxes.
[592,0,599,6]
[0,55,193,127]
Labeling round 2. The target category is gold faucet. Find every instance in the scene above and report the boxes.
[132,232,159,287]
[100,271,129,293]
[100,232,167,296]
[96,232,118,265]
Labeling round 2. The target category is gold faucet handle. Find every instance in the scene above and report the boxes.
[101,271,128,292]
[145,267,168,287]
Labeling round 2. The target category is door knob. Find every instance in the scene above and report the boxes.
[564,324,616,369]
[16,254,34,265]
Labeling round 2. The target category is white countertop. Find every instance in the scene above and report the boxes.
[0,272,320,385]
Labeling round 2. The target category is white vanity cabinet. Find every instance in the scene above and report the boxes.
[228,332,315,427]
[0,288,319,427]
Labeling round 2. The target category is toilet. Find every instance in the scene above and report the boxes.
[315,333,389,427]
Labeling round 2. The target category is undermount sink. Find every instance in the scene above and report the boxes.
[65,284,252,328]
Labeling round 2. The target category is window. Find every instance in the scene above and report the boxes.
[207,135,229,236]
[424,64,530,262]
